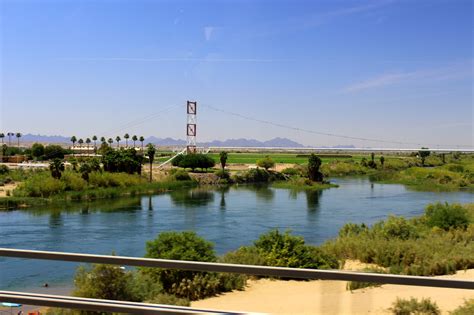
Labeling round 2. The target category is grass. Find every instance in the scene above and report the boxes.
[322,203,474,277]
[272,177,338,190]
[208,153,361,165]
[1,170,197,210]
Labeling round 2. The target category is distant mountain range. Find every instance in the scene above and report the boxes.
[16,134,354,148]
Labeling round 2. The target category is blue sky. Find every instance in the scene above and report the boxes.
[0,0,472,147]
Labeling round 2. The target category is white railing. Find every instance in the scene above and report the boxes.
[1,248,473,314]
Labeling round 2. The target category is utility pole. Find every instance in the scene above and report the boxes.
[186,101,197,154]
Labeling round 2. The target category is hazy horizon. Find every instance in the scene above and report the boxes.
[0,0,472,148]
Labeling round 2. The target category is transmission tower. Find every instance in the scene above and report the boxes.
[186,101,197,154]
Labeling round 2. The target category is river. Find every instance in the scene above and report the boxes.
[0,178,472,290]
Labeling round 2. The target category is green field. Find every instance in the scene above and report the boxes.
[156,151,364,165]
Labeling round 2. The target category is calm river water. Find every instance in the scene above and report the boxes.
[0,178,472,290]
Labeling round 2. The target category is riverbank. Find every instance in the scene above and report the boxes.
[192,266,474,314]
[0,179,197,210]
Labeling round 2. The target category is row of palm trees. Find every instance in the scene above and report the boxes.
[0,132,22,147]
[70,134,147,151]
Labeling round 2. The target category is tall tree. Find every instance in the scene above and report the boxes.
[92,135,98,152]
[308,154,323,182]
[139,136,145,152]
[78,139,84,153]
[0,133,4,144]
[146,144,156,182]
[15,133,21,148]
[7,132,14,146]
[107,138,114,146]
[70,136,77,147]
[86,138,91,152]
[219,151,228,170]
[116,136,121,148]
[132,135,138,148]
[380,155,385,168]
[124,134,130,148]
[419,148,431,166]
[49,158,65,179]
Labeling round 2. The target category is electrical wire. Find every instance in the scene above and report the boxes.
[201,104,473,148]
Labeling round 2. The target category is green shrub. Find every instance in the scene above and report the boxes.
[174,169,191,181]
[339,223,368,237]
[73,263,139,301]
[322,203,474,277]
[256,156,275,170]
[254,230,338,269]
[451,299,474,315]
[61,172,87,191]
[177,154,216,171]
[15,173,66,197]
[146,294,190,306]
[379,216,418,240]
[214,169,230,180]
[143,231,217,299]
[0,165,9,175]
[346,267,387,291]
[425,202,469,230]
[390,297,440,315]
[220,246,266,266]
[281,167,299,176]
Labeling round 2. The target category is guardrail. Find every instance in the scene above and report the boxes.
[1,248,473,314]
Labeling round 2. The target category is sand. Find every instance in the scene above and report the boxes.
[0,182,17,198]
[192,267,474,314]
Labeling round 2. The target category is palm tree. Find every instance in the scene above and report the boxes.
[107,138,113,147]
[15,133,21,148]
[49,158,65,179]
[78,139,84,154]
[7,132,14,146]
[139,136,145,152]
[86,138,91,153]
[146,144,156,182]
[0,133,4,145]
[100,136,106,144]
[92,135,98,151]
[70,136,77,148]
[115,136,121,148]
[124,133,130,148]
[132,135,138,148]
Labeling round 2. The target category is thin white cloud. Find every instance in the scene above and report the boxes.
[60,57,284,63]
[344,61,472,93]
[204,26,214,41]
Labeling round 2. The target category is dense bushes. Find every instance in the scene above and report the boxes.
[322,203,474,276]
[0,165,9,175]
[102,148,143,174]
[425,202,469,230]
[390,297,440,315]
[74,263,139,301]
[173,169,192,181]
[143,231,244,300]
[172,154,215,171]
[222,230,338,271]
[12,170,190,199]
[451,299,474,315]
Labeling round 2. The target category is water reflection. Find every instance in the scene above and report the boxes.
[169,189,215,208]
[49,211,62,228]
[305,190,322,212]
[253,185,275,202]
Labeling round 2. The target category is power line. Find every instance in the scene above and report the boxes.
[100,104,182,137]
[202,104,473,148]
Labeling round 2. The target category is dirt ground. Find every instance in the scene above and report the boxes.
[193,261,474,314]
[0,182,17,197]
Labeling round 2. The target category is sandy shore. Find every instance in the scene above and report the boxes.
[193,268,474,314]
[0,182,17,197]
